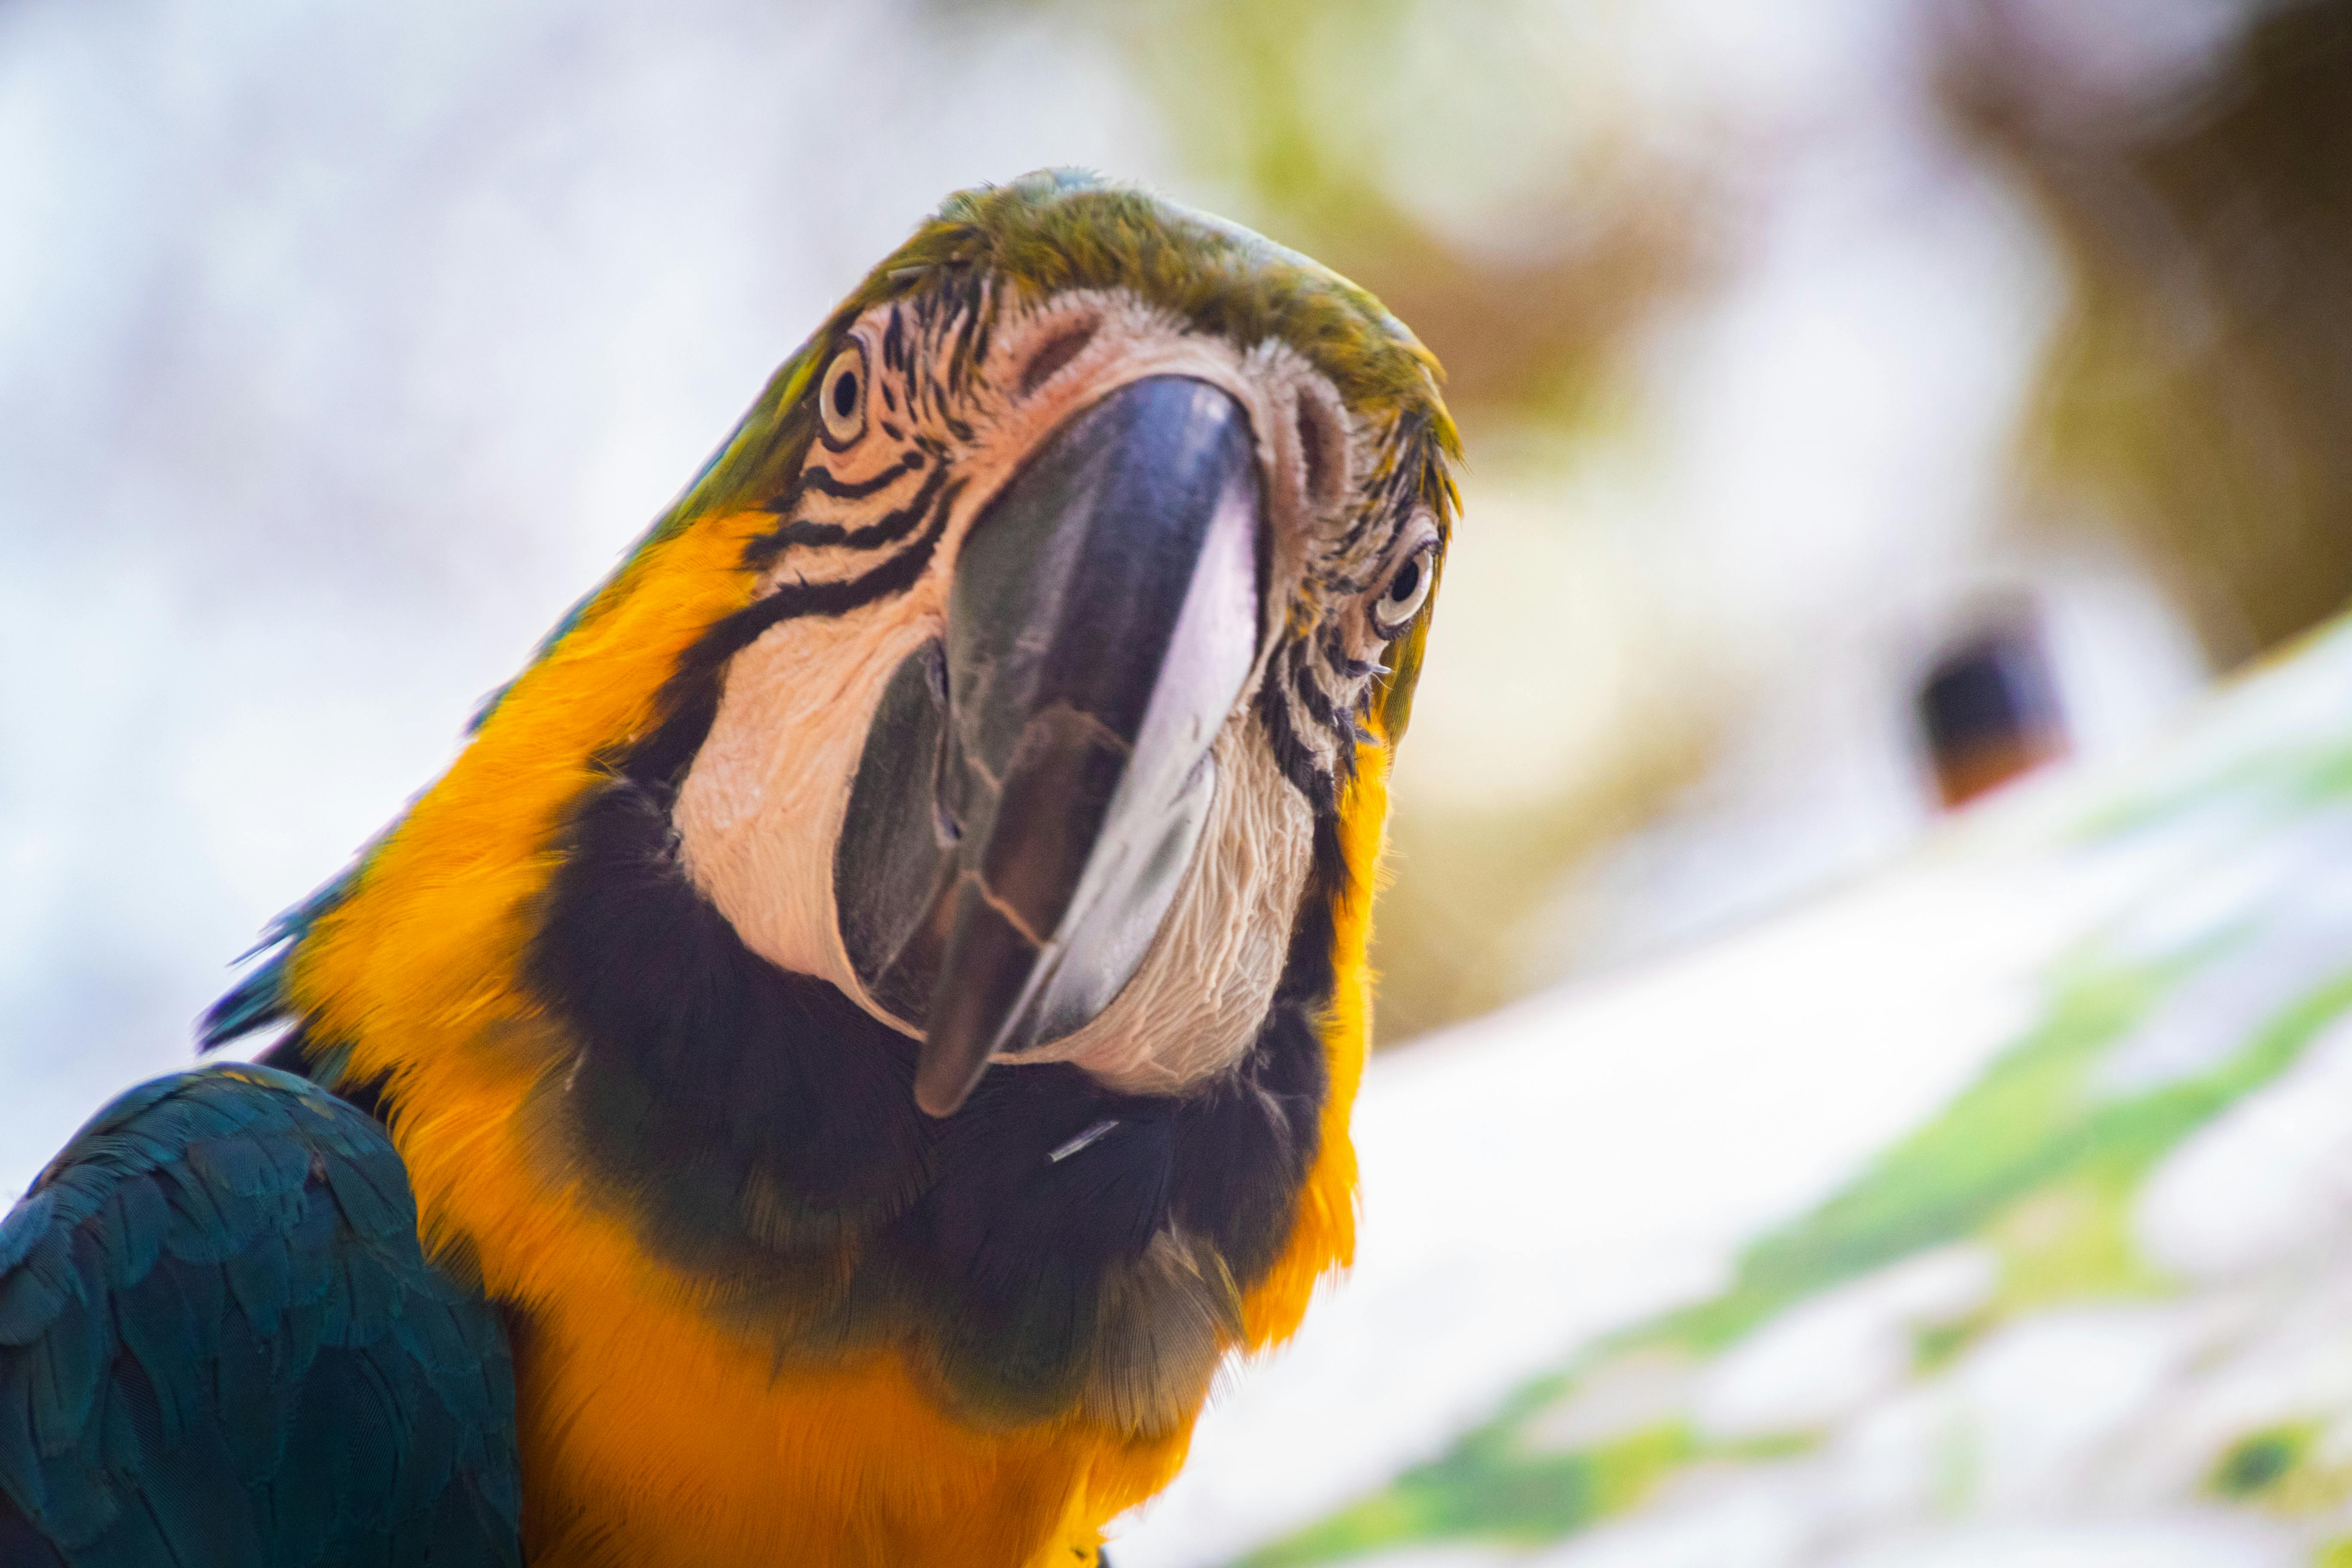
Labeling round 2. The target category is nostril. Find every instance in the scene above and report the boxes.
[921,639,949,706]
[1020,318,1098,397]
[1294,393,1345,514]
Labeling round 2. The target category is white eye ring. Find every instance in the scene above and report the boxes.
[1371,542,1436,637]
[819,345,867,446]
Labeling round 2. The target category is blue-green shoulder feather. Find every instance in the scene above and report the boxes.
[0,1066,520,1567]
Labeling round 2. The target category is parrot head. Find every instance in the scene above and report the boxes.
[659,182,1454,1120]
[205,172,1456,1481]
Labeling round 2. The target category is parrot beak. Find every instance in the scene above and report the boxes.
[835,376,1265,1118]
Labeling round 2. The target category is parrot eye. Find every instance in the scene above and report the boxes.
[1371,541,1436,637]
[819,345,867,446]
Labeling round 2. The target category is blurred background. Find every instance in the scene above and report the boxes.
[11,0,2343,1155]
[9,0,2352,1557]
[2,0,2350,1301]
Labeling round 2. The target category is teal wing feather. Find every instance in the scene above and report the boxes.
[0,1065,520,1567]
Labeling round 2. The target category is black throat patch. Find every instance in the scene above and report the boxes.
[515,659,1340,1430]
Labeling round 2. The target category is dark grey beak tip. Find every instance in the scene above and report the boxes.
[911,885,1039,1118]
[913,1075,969,1120]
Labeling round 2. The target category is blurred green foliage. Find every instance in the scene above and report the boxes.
[1247,1418,1697,1564]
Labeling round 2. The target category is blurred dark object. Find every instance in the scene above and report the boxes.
[1917,614,2069,808]
[1939,0,2352,666]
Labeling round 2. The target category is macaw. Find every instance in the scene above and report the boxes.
[0,170,1458,1567]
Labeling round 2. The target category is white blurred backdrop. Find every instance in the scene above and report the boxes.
[0,0,2275,1205]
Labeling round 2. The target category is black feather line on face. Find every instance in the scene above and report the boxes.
[1289,652,1344,737]
[1291,654,1363,792]
[769,450,925,511]
[744,462,948,567]
[947,287,984,392]
[620,479,962,793]
[1334,469,1397,558]
[1337,418,1435,560]
[1319,619,1379,682]
[1257,651,1340,816]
